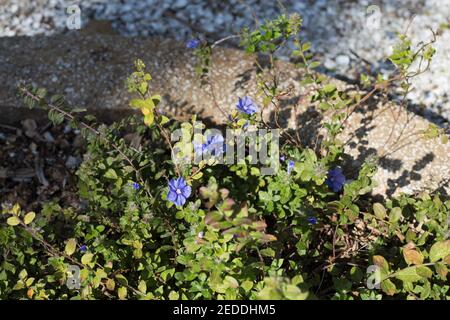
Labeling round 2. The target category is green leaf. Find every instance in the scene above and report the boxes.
[420,281,431,299]
[84,114,96,122]
[224,276,239,289]
[36,88,47,99]
[389,207,403,223]
[150,94,161,106]
[241,280,254,292]
[373,203,386,220]
[395,266,423,283]
[95,269,107,279]
[161,268,175,281]
[19,269,28,279]
[104,169,118,180]
[133,248,142,259]
[283,284,309,300]
[160,115,170,125]
[23,211,36,225]
[81,253,94,265]
[106,279,115,291]
[130,98,156,111]
[301,42,311,52]
[130,99,148,110]
[260,248,275,257]
[168,291,179,300]
[322,84,336,94]
[115,274,129,286]
[319,102,332,110]
[13,281,25,290]
[309,61,320,69]
[26,277,35,287]
[143,112,154,126]
[380,279,396,296]
[118,287,127,300]
[7,216,21,226]
[192,172,203,180]
[250,167,260,176]
[138,280,147,294]
[435,262,448,280]
[48,110,64,125]
[429,240,450,263]
[416,266,433,279]
[65,238,77,256]
[11,203,21,216]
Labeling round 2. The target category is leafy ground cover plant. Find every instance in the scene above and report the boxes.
[1,14,449,300]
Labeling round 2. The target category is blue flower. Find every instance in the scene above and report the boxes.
[326,167,346,192]
[287,160,295,174]
[193,141,204,156]
[131,182,140,190]
[280,155,286,162]
[79,245,87,253]
[307,216,318,225]
[205,135,225,155]
[194,134,224,157]
[236,96,259,115]
[186,39,200,49]
[167,177,192,206]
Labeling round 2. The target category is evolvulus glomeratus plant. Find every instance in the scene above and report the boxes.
[1,13,448,300]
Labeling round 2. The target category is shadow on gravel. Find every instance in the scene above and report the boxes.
[385,152,435,197]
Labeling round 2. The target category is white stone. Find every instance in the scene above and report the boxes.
[336,54,350,66]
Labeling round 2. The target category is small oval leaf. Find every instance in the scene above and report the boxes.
[429,240,450,263]
[7,216,21,226]
[24,212,36,225]
[81,253,94,265]
[65,238,77,256]
[118,287,127,300]
[373,203,386,219]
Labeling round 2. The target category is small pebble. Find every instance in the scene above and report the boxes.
[65,155,80,169]
[336,55,350,66]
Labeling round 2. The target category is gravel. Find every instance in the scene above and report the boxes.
[1,0,449,123]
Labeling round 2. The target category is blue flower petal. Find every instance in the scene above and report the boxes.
[193,142,204,155]
[167,177,191,206]
[131,182,140,190]
[173,177,183,189]
[196,134,225,157]
[186,39,200,49]
[182,185,192,198]
[167,190,178,202]
[174,194,187,206]
[307,216,318,225]
[326,167,346,192]
[236,96,258,115]
[287,160,295,174]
